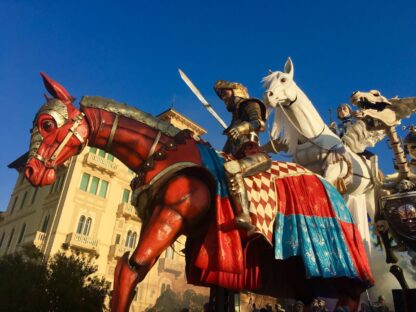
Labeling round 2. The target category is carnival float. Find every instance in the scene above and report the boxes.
[22,61,416,311]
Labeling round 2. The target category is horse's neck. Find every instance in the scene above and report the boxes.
[289,88,326,139]
[82,106,171,171]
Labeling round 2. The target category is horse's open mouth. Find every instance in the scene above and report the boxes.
[279,96,297,108]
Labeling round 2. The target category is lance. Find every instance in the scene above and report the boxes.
[178,69,228,129]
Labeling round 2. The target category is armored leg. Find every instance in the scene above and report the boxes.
[224,153,271,230]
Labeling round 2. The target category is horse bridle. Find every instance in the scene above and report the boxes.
[274,98,357,183]
[275,98,333,151]
[32,113,86,168]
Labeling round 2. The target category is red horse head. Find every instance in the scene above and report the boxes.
[25,73,90,186]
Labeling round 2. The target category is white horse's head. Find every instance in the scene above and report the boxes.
[262,57,298,108]
[262,57,335,154]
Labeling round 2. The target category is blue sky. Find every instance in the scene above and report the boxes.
[1,0,416,211]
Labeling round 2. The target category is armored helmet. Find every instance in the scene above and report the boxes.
[214,80,249,99]
[336,103,352,118]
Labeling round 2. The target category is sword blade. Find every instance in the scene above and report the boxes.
[178,69,228,129]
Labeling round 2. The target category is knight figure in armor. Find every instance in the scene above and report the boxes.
[214,80,272,230]
[329,103,355,138]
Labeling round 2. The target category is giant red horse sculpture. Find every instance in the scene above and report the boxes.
[25,73,374,312]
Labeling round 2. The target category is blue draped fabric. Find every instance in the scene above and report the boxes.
[273,177,359,279]
[197,143,229,198]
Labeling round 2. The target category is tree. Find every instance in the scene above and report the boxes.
[145,288,209,312]
[0,244,109,312]
[145,288,181,312]
[47,249,109,312]
[0,245,49,312]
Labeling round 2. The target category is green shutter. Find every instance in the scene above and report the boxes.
[89,147,97,154]
[122,189,130,203]
[98,149,106,158]
[99,180,109,198]
[89,176,99,195]
[107,154,114,161]
[80,173,90,191]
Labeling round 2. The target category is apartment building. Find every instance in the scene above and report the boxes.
[0,108,209,311]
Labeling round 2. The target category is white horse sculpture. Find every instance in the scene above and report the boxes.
[262,58,376,247]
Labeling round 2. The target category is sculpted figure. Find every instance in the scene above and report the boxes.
[214,80,271,230]
[25,73,374,312]
[329,103,355,138]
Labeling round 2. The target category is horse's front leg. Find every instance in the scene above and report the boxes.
[110,175,211,312]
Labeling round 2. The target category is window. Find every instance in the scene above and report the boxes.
[6,228,15,249]
[49,176,63,194]
[125,231,137,248]
[0,232,5,249]
[89,176,99,195]
[98,149,106,158]
[115,234,121,245]
[122,189,130,204]
[84,218,92,236]
[99,180,108,198]
[31,187,39,205]
[125,231,132,247]
[17,223,26,245]
[76,215,92,236]
[19,191,28,210]
[10,196,18,214]
[76,216,86,234]
[19,173,25,185]
[56,175,65,192]
[80,173,109,198]
[91,147,114,161]
[80,173,91,191]
[132,232,137,247]
[41,215,50,233]
[49,179,56,194]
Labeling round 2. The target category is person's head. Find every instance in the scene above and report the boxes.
[294,301,304,312]
[318,298,326,308]
[311,299,320,311]
[337,103,352,119]
[214,80,249,111]
[378,295,385,303]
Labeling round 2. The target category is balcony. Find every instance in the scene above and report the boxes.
[33,231,47,248]
[158,258,182,276]
[84,152,118,175]
[108,244,134,259]
[65,233,99,252]
[117,203,139,221]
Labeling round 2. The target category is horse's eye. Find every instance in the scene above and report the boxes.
[42,120,55,132]
[281,78,287,83]
[371,90,380,96]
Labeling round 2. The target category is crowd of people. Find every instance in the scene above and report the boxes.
[248,295,390,312]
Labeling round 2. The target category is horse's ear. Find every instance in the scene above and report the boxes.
[284,57,294,78]
[40,72,73,103]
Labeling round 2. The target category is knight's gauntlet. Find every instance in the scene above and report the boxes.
[228,121,252,140]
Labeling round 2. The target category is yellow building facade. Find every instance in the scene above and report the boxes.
[0,108,209,311]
